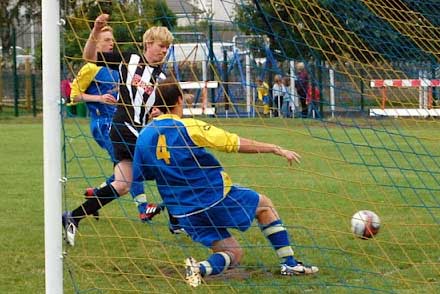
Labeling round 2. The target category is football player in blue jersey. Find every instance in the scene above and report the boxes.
[63,25,119,245]
[131,78,319,287]
[63,14,172,246]
[70,25,118,177]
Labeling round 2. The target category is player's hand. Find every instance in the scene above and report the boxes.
[101,94,117,104]
[274,146,301,165]
[138,203,162,222]
[93,14,109,32]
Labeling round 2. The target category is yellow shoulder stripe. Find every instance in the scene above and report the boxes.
[182,118,239,153]
[70,63,100,102]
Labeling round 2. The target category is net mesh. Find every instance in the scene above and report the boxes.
[61,0,440,293]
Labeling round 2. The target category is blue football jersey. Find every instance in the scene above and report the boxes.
[70,62,118,118]
[132,114,240,217]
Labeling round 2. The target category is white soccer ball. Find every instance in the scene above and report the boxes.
[351,210,380,239]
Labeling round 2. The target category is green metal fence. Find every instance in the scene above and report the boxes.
[0,67,42,117]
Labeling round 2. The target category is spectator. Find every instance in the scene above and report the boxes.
[61,73,75,115]
[256,78,270,116]
[281,76,293,118]
[61,72,73,101]
[306,83,320,119]
[294,62,309,118]
[272,74,284,117]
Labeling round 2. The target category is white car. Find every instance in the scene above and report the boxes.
[0,46,35,66]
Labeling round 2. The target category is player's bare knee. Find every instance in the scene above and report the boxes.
[256,194,279,222]
[112,182,130,196]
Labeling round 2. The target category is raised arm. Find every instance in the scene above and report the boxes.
[83,14,109,61]
[185,119,300,165]
[238,137,301,166]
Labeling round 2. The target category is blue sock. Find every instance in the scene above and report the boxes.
[199,252,231,276]
[283,256,297,266]
[260,220,297,267]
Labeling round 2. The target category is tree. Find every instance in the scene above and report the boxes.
[0,0,40,67]
[234,0,436,64]
[234,0,315,62]
[62,0,176,72]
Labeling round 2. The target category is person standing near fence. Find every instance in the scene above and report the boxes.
[256,78,270,116]
[306,83,320,119]
[295,62,309,118]
[272,74,284,117]
[61,73,75,115]
[281,76,293,118]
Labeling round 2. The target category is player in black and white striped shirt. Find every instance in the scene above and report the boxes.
[63,14,173,246]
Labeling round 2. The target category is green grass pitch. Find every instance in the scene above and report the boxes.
[0,116,439,293]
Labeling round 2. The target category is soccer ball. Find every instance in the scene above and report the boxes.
[351,210,380,239]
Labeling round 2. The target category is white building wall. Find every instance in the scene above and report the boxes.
[172,42,234,62]
[211,0,235,23]
[190,0,235,22]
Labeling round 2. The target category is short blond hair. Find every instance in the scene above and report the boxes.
[100,26,113,33]
[143,26,174,47]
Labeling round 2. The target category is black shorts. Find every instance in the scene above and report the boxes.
[110,122,139,162]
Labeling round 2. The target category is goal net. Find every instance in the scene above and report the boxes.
[60,0,440,293]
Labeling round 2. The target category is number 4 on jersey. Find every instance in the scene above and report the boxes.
[156,134,171,164]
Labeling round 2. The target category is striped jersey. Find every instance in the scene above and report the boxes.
[98,52,166,128]
[132,114,240,217]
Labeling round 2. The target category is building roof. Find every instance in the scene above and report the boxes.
[166,0,202,15]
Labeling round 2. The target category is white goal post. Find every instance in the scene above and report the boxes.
[42,0,63,293]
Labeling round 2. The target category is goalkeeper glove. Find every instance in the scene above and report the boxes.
[134,194,162,222]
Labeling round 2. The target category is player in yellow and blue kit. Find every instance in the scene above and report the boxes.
[70,50,118,162]
[63,15,171,247]
[70,25,118,168]
[131,78,319,287]
[63,25,119,245]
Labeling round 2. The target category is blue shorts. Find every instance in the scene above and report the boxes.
[178,185,260,247]
[90,116,115,162]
